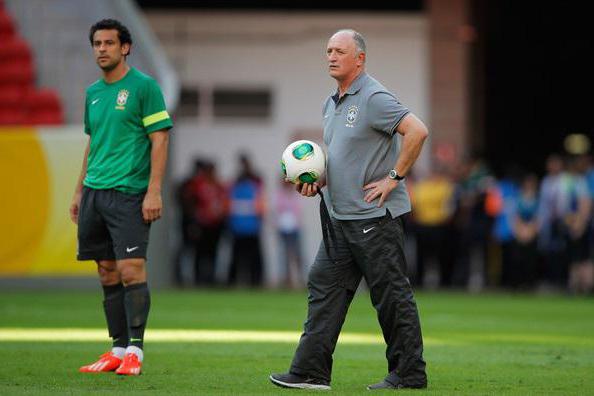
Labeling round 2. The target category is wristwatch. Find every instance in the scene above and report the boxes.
[388,169,405,181]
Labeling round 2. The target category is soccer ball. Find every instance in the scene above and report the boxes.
[281,140,326,184]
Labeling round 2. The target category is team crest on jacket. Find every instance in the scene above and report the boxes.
[115,89,129,110]
[346,105,358,127]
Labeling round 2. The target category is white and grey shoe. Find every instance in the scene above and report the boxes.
[269,372,331,390]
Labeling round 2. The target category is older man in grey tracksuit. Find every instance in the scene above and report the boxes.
[270,29,429,391]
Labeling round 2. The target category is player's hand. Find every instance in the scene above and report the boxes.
[295,182,321,197]
[290,174,326,197]
[363,177,398,207]
[69,191,82,224]
[143,190,162,223]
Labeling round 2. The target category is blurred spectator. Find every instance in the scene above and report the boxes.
[274,180,304,289]
[188,160,227,286]
[488,165,520,288]
[173,159,204,286]
[564,155,592,294]
[585,155,594,293]
[511,173,540,289]
[451,155,493,291]
[537,154,569,289]
[227,153,266,287]
[410,164,455,288]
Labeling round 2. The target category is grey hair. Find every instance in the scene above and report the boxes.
[336,29,366,56]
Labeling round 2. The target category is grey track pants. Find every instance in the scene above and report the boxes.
[289,212,427,387]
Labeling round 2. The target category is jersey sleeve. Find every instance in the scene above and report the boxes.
[367,91,410,136]
[141,79,173,134]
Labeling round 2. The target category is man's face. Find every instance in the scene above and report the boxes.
[92,29,129,71]
[326,32,364,81]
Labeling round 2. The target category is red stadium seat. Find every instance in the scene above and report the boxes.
[0,37,32,64]
[0,8,65,125]
[27,111,64,125]
[0,107,27,125]
[26,89,61,110]
[0,84,24,106]
[25,89,64,125]
[0,10,15,40]
[0,61,34,85]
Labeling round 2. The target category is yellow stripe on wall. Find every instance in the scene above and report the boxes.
[0,127,95,277]
[142,110,170,127]
[33,128,93,275]
[0,128,50,275]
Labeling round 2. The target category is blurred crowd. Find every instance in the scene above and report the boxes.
[406,153,594,295]
[174,152,305,289]
[173,151,594,295]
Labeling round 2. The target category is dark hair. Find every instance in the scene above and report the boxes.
[89,19,132,55]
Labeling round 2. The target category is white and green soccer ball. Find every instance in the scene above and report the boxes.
[281,140,326,184]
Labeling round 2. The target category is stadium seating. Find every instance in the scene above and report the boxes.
[0,7,15,41]
[0,6,64,125]
[25,89,64,125]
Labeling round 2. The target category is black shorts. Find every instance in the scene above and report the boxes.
[77,187,151,261]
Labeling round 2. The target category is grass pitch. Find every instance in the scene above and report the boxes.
[0,289,593,395]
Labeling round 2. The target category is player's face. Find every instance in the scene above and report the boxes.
[326,32,364,81]
[92,29,130,71]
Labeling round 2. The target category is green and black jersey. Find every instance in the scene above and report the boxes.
[83,67,173,194]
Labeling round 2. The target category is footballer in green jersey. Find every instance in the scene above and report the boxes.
[70,19,172,376]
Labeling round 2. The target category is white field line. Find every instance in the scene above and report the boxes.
[1,329,589,346]
[0,328,448,345]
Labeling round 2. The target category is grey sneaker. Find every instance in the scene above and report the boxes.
[367,373,427,390]
[269,372,331,390]
[367,380,405,390]
[367,380,427,390]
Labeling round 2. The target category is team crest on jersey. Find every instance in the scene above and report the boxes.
[115,89,129,110]
[346,105,359,127]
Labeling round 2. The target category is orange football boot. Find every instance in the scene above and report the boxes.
[79,351,122,373]
[115,353,142,376]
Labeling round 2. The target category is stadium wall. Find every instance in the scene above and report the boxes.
[0,127,89,277]
[0,127,171,288]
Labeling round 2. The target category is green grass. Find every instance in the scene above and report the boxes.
[0,289,593,395]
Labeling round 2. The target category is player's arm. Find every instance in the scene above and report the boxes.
[391,113,429,178]
[70,137,90,224]
[142,130,169,223]
[364,113,428,207]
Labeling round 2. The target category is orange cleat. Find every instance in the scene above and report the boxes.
[115,353,142,376]
[79,351,122,373]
